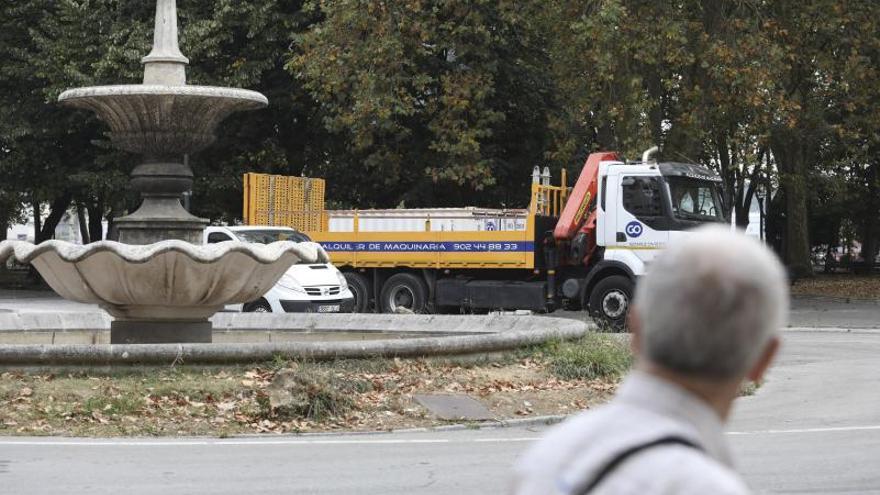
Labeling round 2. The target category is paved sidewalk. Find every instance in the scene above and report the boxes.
[0,289,100,313]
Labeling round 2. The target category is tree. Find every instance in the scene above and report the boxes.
[290,0,556,208]
[1,0,878,277]
[2,0,321,236]
[542,1,776,224]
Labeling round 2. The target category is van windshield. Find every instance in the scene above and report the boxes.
[236,230,311,244]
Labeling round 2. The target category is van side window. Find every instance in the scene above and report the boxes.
[207,232,233,244]
[621,176,663,218]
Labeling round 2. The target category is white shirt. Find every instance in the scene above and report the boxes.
[513,371,750,494]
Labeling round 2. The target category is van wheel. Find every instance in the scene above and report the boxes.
[244,299,272,313]
[587,275,633,331]
[344,272,372,313]
[380,273,428,314]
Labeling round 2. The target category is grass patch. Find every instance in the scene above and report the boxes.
[268,367,356,422]
[739,380,763,397]
[545,334,633,380]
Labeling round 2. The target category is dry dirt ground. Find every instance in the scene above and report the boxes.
[0,335,629,437]
[792,275,880,300]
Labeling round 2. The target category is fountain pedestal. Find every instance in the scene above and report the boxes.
[111,321,212,344]
[115,160,208,245]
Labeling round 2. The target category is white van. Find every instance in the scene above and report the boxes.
[205,226,355,313]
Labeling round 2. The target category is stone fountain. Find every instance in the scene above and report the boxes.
[0,0,325,344]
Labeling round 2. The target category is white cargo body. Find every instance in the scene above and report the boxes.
[326,207,529,233]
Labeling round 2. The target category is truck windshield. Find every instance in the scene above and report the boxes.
[666,177,725,222]
[236,230,311,244]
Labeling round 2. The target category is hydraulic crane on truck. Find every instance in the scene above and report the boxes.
[244,147,727,326]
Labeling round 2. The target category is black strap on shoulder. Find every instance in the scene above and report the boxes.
[571,436,703,495]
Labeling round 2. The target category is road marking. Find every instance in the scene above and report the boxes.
[728,425,880,435]
[0,438,458,447]
[1,426,880,447]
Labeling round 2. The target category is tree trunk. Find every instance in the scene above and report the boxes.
[87,199,104,243]
[859,163,879,272]
[0,218,7,242]
[32,200,42,243]
[106,206,119,242]
[784,170,812,278]
[771,135,812,279]
[36,194,72,244]
[76,204,90,244]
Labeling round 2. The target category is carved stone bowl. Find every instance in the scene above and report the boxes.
[58,85,268,155]
[0,240,325,322]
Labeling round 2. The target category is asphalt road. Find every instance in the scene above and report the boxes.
[2,329,879,494]
[553,297,880,330]
[0,289,878,329]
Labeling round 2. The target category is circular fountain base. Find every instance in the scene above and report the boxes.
[111,320,212,344]
[0,313,591,366]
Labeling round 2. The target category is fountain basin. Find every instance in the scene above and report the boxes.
[0,313,592,366]
[59,85,268,155]
[0,240,326,343]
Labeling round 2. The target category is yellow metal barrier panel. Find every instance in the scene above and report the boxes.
[243,173,325,231]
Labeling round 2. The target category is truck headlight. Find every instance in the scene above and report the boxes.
[335,270,349,291]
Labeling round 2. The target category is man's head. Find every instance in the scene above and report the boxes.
[632,226,788,386]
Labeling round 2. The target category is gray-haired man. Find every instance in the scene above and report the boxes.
[513,227,788,494]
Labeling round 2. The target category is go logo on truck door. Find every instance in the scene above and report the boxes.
[625,221,644,238]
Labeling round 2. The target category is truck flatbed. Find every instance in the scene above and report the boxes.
[311,209,537,270]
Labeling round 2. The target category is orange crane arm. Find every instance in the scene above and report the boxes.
[553,151,620,241]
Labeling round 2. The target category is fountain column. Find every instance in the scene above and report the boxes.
[113,0,207,246]
[142,0,189,86]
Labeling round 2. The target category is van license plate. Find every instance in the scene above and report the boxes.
[318,305,340,313]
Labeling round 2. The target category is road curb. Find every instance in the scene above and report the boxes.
[793,295,880,306]
[213,414,571,440]
[319,414,570,436]
[786,326,880,333]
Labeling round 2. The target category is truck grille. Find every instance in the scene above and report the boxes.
[305,286,341,296]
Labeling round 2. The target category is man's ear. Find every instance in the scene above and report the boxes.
[628,306,642,355]
[746,336,780,383]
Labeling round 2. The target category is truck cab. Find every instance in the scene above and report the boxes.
[204,226,355,313]
[597,160,726,275]
[560,152,726,327]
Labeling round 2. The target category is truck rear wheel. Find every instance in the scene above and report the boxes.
[344,272,371,313]
[587,275,633,331]
[380,273,428,314]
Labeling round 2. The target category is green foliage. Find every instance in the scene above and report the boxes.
[289,0,554,207]
[0,0,877,267]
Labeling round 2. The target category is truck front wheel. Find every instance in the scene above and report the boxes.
[587,275,633,330]
[380,273,428,314]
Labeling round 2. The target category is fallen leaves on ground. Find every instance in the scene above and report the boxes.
[792,275,880,300]
[0,355,619,437]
